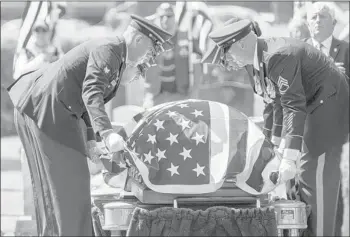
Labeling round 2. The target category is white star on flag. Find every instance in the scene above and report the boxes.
[156,148,167,161]
[178,103,189,108]
[167,163,180,176]
[191,109,203,118]
[192,132,205,145]
[118,162,127,169]
[154,119,165,131]
[179,118,190,130]
[166,110,177,117]
[166,133,179,145]
[147,134,157,144]
[144,151,155,164]
[104,66,110,74]
[179,147,192,160]
[192,163,205,177]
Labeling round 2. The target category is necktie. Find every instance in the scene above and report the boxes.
[316,43,328,56]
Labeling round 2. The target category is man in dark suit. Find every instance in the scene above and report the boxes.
[202,20,349,236]
[306,2,349,78]
[7,14,172,236]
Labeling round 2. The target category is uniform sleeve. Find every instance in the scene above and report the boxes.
[263,101,283,146]
[271,102,283,146]
[268,54,306,160]
[81,111,96,141]
[82,45,121,137]
[262,101,273,139]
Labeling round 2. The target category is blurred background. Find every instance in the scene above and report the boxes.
[1,1,349,234]
[2,1,348,138]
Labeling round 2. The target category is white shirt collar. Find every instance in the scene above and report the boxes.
[312,35,333,54]
[253,41,259,71]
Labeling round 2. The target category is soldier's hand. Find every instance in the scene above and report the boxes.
[86,140,103,164]
[103,132,125,153]
[278,158,297,184]
[335,62,346,74]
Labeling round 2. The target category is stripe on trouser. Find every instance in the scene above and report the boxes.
[316,153,326,236]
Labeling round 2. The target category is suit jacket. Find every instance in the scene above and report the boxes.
[250,37,348,158]
[305,37,349,78]
[7,37,127,153]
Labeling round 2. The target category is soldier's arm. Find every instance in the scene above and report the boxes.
[271,102,283,146]
[262,101,273,140]
[82,44,121,138]
[81,112,103,142]
[262,101,283,147]
[268,54,307,160]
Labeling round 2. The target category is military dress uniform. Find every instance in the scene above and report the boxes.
[204,20,349,236]
[7,15,172,236]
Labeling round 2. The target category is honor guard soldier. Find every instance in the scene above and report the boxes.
[202,20,349,236]
[7,14,172,236]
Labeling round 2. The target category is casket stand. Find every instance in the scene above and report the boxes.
[92,170,270,237]
[91,116,310,236]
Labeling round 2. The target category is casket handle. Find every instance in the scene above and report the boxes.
[270,172,279,185]
[173,196,260,208]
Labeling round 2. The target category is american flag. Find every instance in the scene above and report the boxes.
[175,1,214,60]
[13,1,66,78]
[101,101,282,195]
[111,100,278,195]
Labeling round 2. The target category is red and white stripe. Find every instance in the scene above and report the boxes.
[175,1,214,58]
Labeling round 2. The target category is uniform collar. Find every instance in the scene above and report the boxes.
[312,35,333,53]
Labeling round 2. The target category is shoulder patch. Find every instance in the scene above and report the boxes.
[277,76,289,95]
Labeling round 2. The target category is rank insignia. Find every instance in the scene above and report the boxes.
[104,66,110,74]
[277,76,289,95]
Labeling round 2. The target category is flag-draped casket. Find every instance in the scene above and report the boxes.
[105,100,281,196]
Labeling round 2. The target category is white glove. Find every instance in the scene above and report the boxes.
[278,158,297,184]
[103,132,125,153]
[87,140,103,164]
